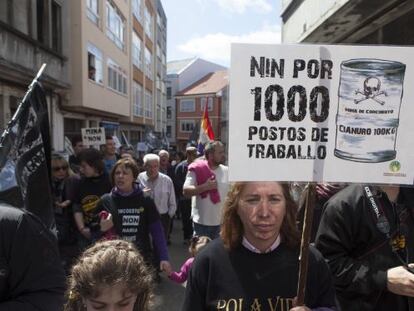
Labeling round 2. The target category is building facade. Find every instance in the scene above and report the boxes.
[166,57,226,149]
[0,0,70,151]
[282,0,414,45]
[67,0,167,149]
[175,70,229,152]
[0,0,168,152]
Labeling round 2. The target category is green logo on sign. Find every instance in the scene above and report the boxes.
[389,161,401,172]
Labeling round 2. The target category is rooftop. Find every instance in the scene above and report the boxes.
[167,57,197,75]
[176,70,229,96]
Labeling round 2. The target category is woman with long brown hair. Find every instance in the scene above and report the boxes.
[182,181,337,311]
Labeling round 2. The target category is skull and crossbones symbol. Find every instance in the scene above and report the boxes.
[354,76,387,105]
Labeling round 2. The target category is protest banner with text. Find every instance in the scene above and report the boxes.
[229,43,414,184]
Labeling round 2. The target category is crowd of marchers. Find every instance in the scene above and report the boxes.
[0,136,413,311]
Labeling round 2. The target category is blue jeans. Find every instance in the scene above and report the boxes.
[193,222,221,240]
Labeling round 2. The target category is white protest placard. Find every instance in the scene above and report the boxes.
[229,43,414,184]
[81,127,106,146]
[137,142,148,152]
[112,135,121,149]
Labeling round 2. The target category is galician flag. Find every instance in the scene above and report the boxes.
[197,102,215,154]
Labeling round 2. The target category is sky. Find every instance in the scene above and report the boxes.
[161,0,282,67]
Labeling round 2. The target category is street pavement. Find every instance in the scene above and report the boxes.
[152,217,189,310]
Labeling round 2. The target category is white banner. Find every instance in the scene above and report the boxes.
[81,127,106,146]
[229,43,414,184]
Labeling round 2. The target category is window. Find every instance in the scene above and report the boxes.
[156,105,161,125]
[157,12,162,28]
[130,130,141,145]
[162,107,166,124]
[87,0,99,25]
[166,125,171,138]
[200,97,213,111]
[166,106,172,119]
[106,1,125,50]
[132,0,141,21]
[132,32,142,69]
[87,43,103,84]
[51,1,62,53]
[145,47,152,77]
[145,90,153,118]
[180,99,195,112]
[64,118,85,139]
[156,44,161,59]
[107,59,127,94]
[166,87,171,100]
[144,6,153,39]
[157,90,161,108]
[37,0,47,44]
[133,81,143,117]
[180,120,195,133]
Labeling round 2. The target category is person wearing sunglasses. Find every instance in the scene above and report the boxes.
[182,181,336,311]
[51,153,79,273]
[315,184,414,311]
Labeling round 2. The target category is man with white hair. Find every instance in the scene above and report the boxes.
[158,150,170,175]
[138,154,176,243]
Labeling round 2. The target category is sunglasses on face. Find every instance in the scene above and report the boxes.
[52,165,68,172]
[190,236,199,244]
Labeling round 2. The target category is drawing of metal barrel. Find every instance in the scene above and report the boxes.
[335,59,405,162]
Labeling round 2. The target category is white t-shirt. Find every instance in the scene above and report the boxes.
[184,164,229,226]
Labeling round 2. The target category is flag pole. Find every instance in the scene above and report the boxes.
[296,182,316,306]
[8,64,47,127]
[0,63,47,170]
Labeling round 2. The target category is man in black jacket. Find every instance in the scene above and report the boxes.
[315,184,414,311]
[0,202,65,310]
[174,146,198,243]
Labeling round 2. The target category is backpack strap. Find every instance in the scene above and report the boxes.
[363,186,391,238]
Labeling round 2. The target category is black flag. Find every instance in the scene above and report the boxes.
[0,80,54,230]
[187,121,199,147]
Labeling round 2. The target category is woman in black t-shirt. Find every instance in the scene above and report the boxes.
[72,148,112,249]
[182,182,337,311]
[97,158,172,275]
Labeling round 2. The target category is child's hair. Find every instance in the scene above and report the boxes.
[64,239,153,311]
[189,236,211,257]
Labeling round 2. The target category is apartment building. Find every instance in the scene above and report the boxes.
[66,0,167,147]
[166,57,226,149]
[130,0,167,146]
[175,70,229,152]
[281,0,414,45]
[0,0,70,151]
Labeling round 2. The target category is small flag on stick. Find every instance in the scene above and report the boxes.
[197,102,215,154]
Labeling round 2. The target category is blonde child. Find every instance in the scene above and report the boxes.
[167,236,211,283]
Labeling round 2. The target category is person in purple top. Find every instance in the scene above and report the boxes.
[96,158,172,276]
[167,235,211,283]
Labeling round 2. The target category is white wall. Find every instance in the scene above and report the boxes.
[282,0,349,43]
[179,59,226,90]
